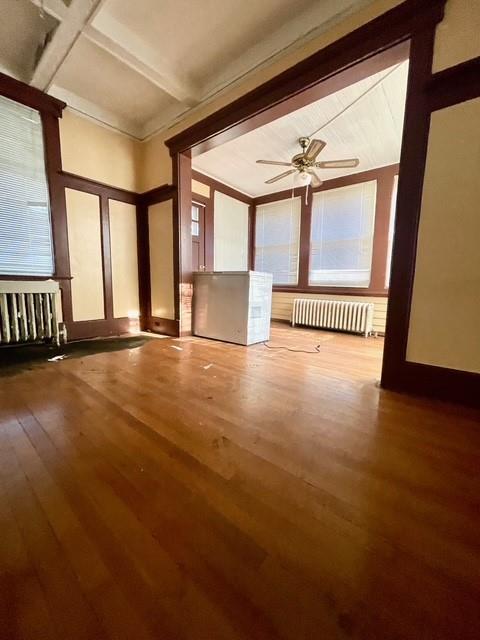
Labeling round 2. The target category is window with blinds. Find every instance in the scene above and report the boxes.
[254,197,301,285]
[309,180,376,287]
[385,174,398,287]
[0,95,54,276]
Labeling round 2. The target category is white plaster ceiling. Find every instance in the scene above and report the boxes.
[0,0,58,79]
[193,61,409,196]
[0,0,375,139]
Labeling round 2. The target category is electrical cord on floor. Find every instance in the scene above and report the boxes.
[262,342,321,354]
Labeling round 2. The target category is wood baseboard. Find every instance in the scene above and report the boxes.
[67,318,139,341]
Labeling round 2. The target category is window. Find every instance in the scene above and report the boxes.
[309,180,376,287]
[191,204,200,236]
[255,197,301,285]
[0,95,54,276]
[385,175,398,287]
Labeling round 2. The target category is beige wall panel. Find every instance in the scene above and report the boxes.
[65,188,104,322]
[109,200,140,319]
[192,179,210,199]
[149,200,175,320]
[433,0,480,72]
[214,191,249,271]
[60,110,141,192]
[272,292,389,334]
[407,98,480,373]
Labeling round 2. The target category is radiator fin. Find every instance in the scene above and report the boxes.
[0,289,61,346]
[292,298,374,336]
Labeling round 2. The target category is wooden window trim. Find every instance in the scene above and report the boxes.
[252,165,398,297]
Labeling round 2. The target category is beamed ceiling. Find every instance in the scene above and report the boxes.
[0,0,376,140]
[193,60,409,197]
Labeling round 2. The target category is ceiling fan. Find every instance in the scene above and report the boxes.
[256,137,359,187]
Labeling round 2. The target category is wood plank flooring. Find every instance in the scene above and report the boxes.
[1,323,479,639]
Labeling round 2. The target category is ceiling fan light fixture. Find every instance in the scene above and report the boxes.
[298,170,312,185]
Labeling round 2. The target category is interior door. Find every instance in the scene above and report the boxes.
[191,202,205,271]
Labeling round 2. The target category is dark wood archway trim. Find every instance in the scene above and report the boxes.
[167,0,480,406]
[0,71,65,117]
[427,56,480,112]
[165,0,443,156]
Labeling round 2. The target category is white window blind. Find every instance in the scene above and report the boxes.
[309,180,376,287]
[255,197,301,285]
[385,174,398,287]
[0,95,54,276]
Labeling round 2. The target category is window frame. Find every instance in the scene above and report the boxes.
[0,95,56,277]
[254,195,302,286]
[0,71,67,282]
[252,164,398,298]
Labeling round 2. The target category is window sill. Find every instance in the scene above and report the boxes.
[272,286,389,297]
[0,274,72,281]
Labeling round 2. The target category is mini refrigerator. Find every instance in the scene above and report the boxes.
[193,271,273,345]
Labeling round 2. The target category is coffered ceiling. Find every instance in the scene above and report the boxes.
[0,0,375,140]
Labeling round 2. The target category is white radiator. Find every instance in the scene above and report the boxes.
[0,280,66,346]
[292,298,374,337]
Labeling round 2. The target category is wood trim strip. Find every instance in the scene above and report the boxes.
[172,152,192,336]
[0,70,65,117]
[381,26,437,388]
[41,112,73,325]
[189,42,410,157]
[253,165,397,297]
[165,0,445,155]
[136,203,151,331]
[192,193,214,271]
[145,316,179,336]
[139,184,176,207]
[297,190,311,289]
[390,361,480,409]
[100,195,113,320]
[191,170,253,205]
[60,171,138,204]
[273,287,389,298]
[248,203,255,270]
[427,56,480,112]
[67,317,139,341]
[0,274,72,281]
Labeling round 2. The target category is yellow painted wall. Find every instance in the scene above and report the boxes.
[433,0,480,72]
[406,98,480,373]
[60,109,141,192]
[192,179,210,199]
[109,200,140,319]
[213,191,249,271]
[149,200,175,320]
[65,188,105,322]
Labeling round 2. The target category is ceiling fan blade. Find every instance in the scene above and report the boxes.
[316,158,359,169]
[265,169,297,184]
[303,139,326,162]
[308,170,323,188]
[256,160,293,167]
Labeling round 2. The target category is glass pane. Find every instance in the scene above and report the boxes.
[254,197,301,285]
[0,95,54,275]
[192,206,199,222]
[191,221,199,236]
[309,181,376,287]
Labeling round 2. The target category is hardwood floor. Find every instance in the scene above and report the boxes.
[1,323,479,639]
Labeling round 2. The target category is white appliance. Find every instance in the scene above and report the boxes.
[193,271,273,345]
